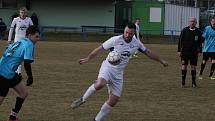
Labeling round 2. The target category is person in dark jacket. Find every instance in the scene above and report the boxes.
[0,18,7,40]
[178,17,203,88]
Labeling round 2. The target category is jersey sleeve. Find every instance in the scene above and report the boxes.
[138,41,147,53]
[202,27,208,39]
[102,37,115,50]
[8,18,17,42]
[24,43,34,62]
[10,18,17,28]
[29,18,34,25]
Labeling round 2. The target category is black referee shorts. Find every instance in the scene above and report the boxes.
[0,73,22,97]
[202,52,215,61]
[181,53,198,66]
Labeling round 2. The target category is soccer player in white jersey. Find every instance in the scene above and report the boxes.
[135,18,141,40]
[8,7,33,76]
[132,18,142,58]
[71,22,168,121]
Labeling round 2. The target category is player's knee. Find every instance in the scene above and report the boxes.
[20,90,28,99]
[107,97,120,107]
[94,79,107,90]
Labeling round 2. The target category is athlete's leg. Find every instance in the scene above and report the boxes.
[200,52,209,76]
[209,59,215,78]
[9,82,28,120]
[191,65,197,87]
[71,78,107,109]
[94,93,119,121]
[83,77,107,101]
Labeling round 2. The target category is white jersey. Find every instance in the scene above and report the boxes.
[135,24,140,40]
[102,35,147,71]
[8,17,33,42]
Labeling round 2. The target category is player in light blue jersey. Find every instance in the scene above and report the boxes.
[0,26,40,121]
[199,16,215,80]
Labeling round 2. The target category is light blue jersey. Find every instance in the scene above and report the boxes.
[202,26,215,52]
[0,38,34,79]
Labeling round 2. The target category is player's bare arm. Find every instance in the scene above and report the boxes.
[8,27,14,44]
[79,46,105,65]
[144,49,168,67]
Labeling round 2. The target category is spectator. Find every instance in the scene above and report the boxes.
[0,18,7,40]
[31,13,39,27]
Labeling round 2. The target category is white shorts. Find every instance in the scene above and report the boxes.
[14,35,25,42]
[98,61,124,97]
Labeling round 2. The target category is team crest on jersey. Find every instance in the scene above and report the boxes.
[121,51,131,57]
[119,42,124,45]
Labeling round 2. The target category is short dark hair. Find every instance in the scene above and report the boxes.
[26,25,40,36]
[211,16,215,21]
[125,22,136,30]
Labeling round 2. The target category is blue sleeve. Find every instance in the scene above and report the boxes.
[24,43,34,62]
[202,27,208,39]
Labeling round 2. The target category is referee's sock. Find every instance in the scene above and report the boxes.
[191,70,196,85]
[182,70,187,85]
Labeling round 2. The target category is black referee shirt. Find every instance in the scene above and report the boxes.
[178,26,203,54]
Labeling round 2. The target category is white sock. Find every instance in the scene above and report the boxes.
[82,84,96,101]
[95,102,112,121]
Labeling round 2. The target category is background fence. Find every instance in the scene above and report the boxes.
[0,25,180,44]
[39,26,180,44]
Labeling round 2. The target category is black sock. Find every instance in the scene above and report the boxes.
[182,70,187,85]
[200,62,206,75]
[10,97,24,120]
[209,63,215,77]
[191,70,196,85]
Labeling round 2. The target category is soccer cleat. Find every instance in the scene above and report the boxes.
[210,77,215,80]
[71,97,86,109]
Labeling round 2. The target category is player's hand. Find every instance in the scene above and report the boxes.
[79,58,89,65]
[161,60,168,67]
[177,52,181,57]
[26,76,33,86]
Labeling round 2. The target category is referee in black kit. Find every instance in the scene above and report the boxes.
[177,17,203,88]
